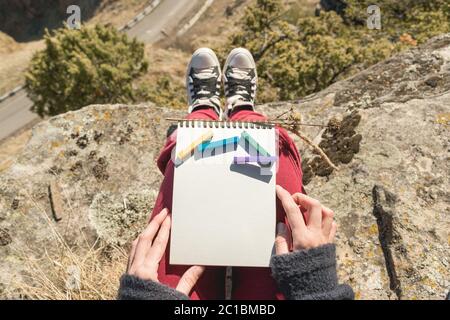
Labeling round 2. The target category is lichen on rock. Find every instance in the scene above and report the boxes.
[89,189,156,245]
[0,228,12,246]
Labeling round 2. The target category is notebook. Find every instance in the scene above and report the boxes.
[170,120,277,267]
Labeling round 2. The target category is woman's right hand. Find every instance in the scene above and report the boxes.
[275,185,337,254]
[126,209,205,296]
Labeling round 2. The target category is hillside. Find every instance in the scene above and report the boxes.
[0,0,150,96]
[0,32,20,54]
[0,0,152,42]
[0,34,448,299]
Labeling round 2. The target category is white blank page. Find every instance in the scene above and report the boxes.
[170,121,277,267]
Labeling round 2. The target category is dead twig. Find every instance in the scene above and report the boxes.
[165,107,339,172]
[282,124,338,171]
[48,180,64,222]
[273,108,339,171]
[164,117,329,128]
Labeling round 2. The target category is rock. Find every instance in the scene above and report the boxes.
[258,34,450,300]
[1,34,449,299]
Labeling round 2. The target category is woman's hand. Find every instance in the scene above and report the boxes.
[275,185,337,254]
[127,208,205,296]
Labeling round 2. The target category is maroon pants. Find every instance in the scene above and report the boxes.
[150,108,305,299]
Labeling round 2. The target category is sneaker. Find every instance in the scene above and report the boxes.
[186,48,222,117]
[223,48,258,116]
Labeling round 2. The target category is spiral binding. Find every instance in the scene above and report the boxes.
[178,120,274,130]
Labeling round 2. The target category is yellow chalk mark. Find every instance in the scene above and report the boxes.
[177,131,213,162]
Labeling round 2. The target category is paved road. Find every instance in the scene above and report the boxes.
[0,0,201,142]
[127,0,201,43]
[0,90,35,141]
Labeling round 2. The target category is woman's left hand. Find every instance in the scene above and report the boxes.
[275,185,337,254]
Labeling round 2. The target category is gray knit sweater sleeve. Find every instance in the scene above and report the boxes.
[117,275,189,300]
[117,244,353,300]
[270,243,354,300]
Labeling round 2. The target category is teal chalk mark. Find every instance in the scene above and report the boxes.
[198,136,240,153]
[241,131,271,157]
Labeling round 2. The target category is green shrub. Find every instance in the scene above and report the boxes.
[342,0,450,43]
[25,24,148,117]
[224,0,449,103]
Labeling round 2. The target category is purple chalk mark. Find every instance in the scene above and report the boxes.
[233,156,278,164]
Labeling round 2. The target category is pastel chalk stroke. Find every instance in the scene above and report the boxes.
[176,130,214,162]
[241,131,271,157]
[233,156,278,165]
[198,136,240,153]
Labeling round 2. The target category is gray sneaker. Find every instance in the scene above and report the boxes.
[223,48,258,116]
[186,48,222,117]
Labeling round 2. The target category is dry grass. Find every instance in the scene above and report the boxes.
[0,35,44,95]
[15,244,127,300]
[144,45,190,85]
[3,170,130,300]
[16,242,127,300]
[10,184,129,300]
[88,0,151,29]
